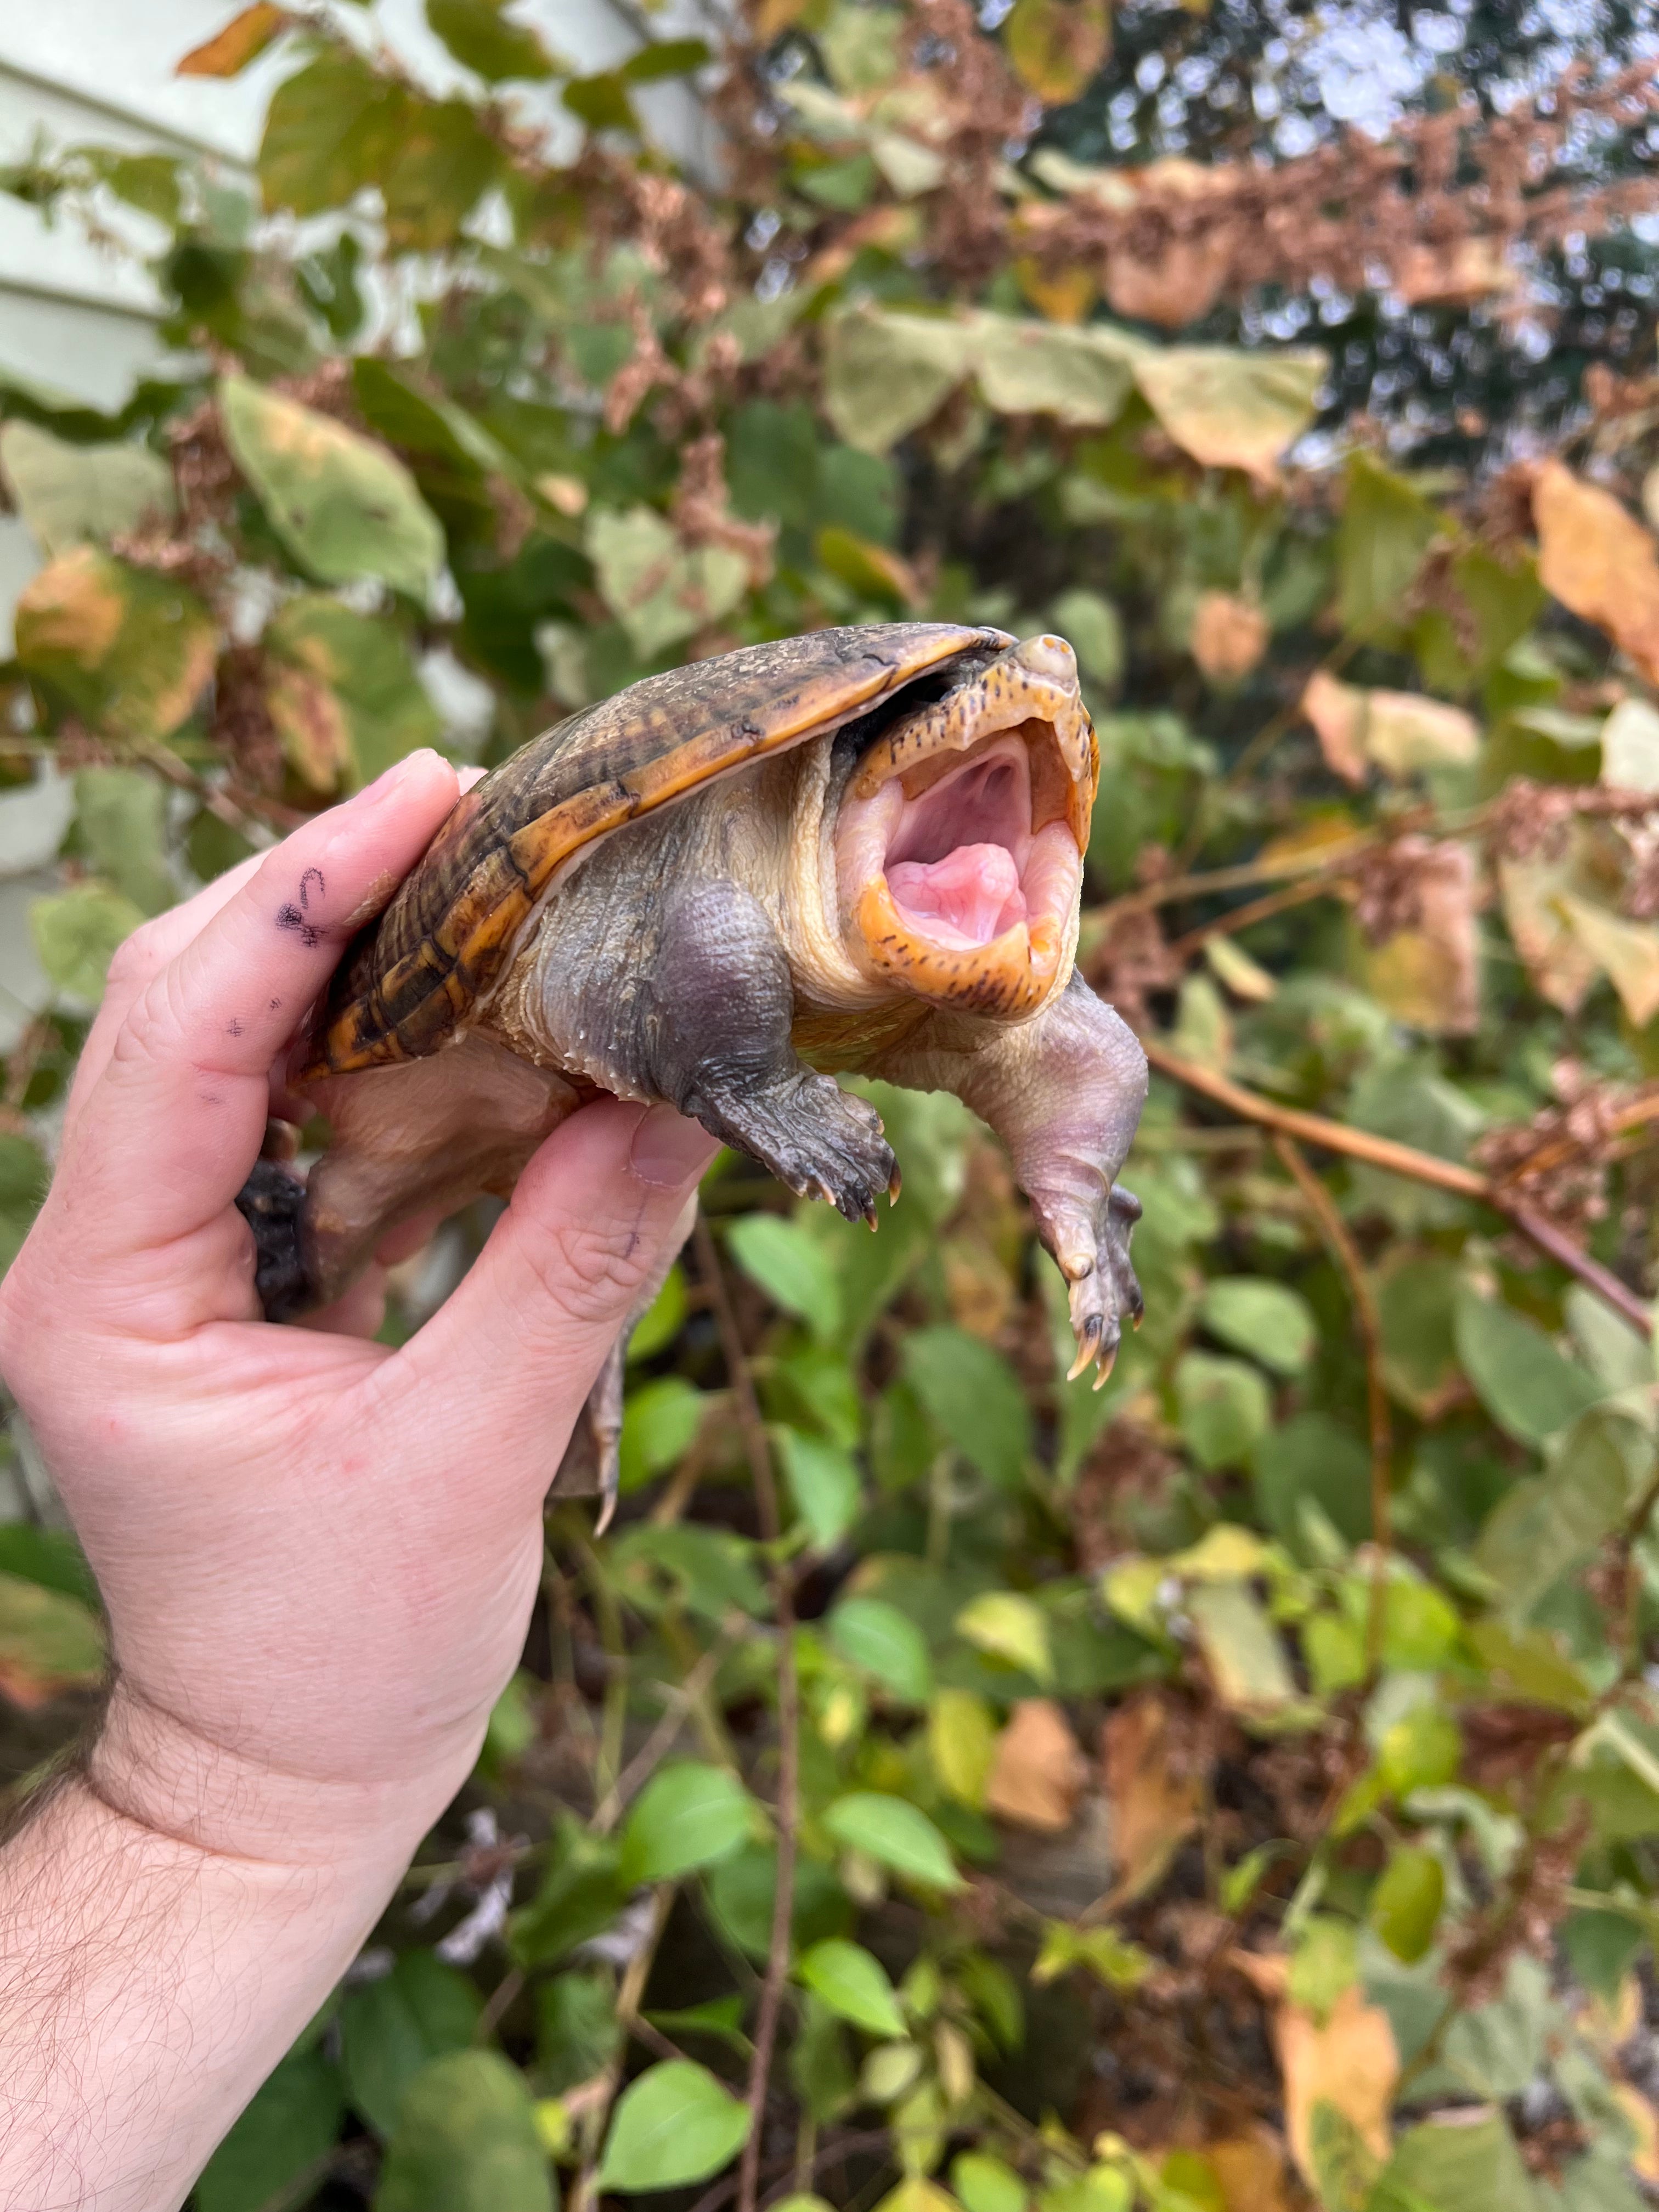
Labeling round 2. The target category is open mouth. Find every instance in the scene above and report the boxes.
[832,637,1094,1014]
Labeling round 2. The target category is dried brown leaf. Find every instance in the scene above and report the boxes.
[1534,459,1659,687]
[986,1697,1090,1833]
[1101,1691,1204,1900]
[1274,1983,1398,2185]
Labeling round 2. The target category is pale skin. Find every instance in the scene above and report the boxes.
[0,751,720,2212]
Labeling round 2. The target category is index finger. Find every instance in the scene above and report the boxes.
[58,749,460,1267]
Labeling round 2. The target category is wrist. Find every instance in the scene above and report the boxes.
[87,1677,471,1885]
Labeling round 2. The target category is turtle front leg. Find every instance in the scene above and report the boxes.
[642,879,899,1225]
[872,974,1148,1383]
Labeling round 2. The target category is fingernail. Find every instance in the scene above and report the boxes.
[630,1104,720,1190]
[356,750,439,810]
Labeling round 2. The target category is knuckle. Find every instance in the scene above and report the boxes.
[517,1209,655,1333]
[103,917,169,998]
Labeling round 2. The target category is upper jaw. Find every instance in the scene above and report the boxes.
[831,635,1096,1019]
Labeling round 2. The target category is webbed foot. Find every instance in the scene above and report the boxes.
[1051,1182,1143,1390]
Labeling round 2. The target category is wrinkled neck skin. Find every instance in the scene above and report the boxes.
[783,636,1094,1033]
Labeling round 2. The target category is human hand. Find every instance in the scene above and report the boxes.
[0,750,718,1872]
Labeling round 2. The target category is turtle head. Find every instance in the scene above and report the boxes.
[831,633,1096,1020]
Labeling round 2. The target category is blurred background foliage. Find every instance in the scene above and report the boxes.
[6,3,1659,2209]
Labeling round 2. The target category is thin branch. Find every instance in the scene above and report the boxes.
[1272,1133,1393,1665]
[1167,874,1346,958]
[572,1886,675,2212]
[592,1619,743,1835]
[1142,1039,1654,1338]
[692,1216,798,2212]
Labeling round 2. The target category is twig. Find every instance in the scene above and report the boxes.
[1141,1039,1654,1338]
[1167,874,1346,958]
[475,1965,524,2044]
[1272,1133,1393,1664]
[592,1619,743,1835]
[693,1215,798,2212]
[1091,831,1379,929]
[572,1886,675,2212]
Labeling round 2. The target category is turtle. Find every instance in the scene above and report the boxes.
[240,620,1148,1517]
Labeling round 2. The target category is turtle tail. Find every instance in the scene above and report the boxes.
[234,1160,318,1322]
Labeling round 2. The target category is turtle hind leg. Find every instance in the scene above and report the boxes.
[644,879,896,1225]
[235,1160,315,1321]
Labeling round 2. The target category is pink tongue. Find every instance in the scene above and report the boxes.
[888,844,1026,949]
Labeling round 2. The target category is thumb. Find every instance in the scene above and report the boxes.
[393,1098,717,1472]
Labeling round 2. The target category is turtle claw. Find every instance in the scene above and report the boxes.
[594,1470,619,1539]
[1092,1339,1118,1392]
[888,1161,903,1206]
[1067,1312,1103,1383]
[1051,1181,1142,1398]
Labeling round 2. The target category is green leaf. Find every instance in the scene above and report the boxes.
[74,768,173,916]
[340,1951,482,2138]
[1338,450,1443,632]
[0,1132,48,1277]
[1198,1277,1318,1376]
[928,1688,998,1809]
[1453,1286,1603,1448]
[1050,586,1122,691]
[968,310,1136,428]
[586,504,749,658]
[0,1568,104,1699]
[779,1429,864,1548]
[1474,1404,1649,1615]
[954,1591,1053,1686]
[376,2049,554,2212]
[196,2046,345,2212]
[618,1375,705,1493]
[951,2151,1029,2212]
[823,1792,964,1892]
[1368,1846,1445,1963]
[1031,1921,1152,1994]
[31,882,144,1007]
[597,2060,751,2192]
[1251,1413,1373,1552]
[509,1818,624,1967]
[726,1214,841,1341]
[0,420,173,555]
[537,1968,622,2095]
[221,374,445,601]
[1376,1706,1460,1797]
[902,1328,1031,1488]
[706,1845,853,1962]
[620,37,711,82]
[1381,2113,1533,2212]
[1175,1352,1272,1471]
[797,1938,907,2039]
[826,1596,932,1703]
[426,0,559,81]
[627,1264,686,1362]
[15,546,216,741]
[264,597,442,789]
[821,305,970,455]
[1186,1581,1294,1709]
[258,46,404,217]
[618,1760,754,1884]
[1287,1916,1357,2021]
[611,1525,768,1623]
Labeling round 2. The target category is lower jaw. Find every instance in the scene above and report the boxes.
[848,874,1070,1018]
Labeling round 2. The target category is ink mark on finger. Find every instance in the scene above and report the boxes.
[269,997,281,1012]
[227,1017,245,1037]
[276,903,323,949]
[298,867,325,911]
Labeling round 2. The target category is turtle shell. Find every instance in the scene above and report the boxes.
[308,622,1011,1075]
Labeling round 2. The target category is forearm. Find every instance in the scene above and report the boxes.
[0,1702,438,2212]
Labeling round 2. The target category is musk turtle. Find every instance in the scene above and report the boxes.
[241,621,1147,1513]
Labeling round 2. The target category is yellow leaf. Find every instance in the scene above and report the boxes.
[1013,257,1098,325]
[1133,347,1326,484]
[1499,842,1600,1013]
[1004,0,1110,105]
[177,3,291,78]
[1534,458,1659,687]
[1273,1983,1398,2185]
[1206,2130,1295,2211]
[1361,691,1480,777]
[1557,895,1659,1026]
[928,1688,998,1809]
[985,1698,1089,1833]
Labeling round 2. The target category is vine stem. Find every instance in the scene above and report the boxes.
[1141,1039,1654,1338]
[1272,1133,1394,1664]
[692,1216,798,2212]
